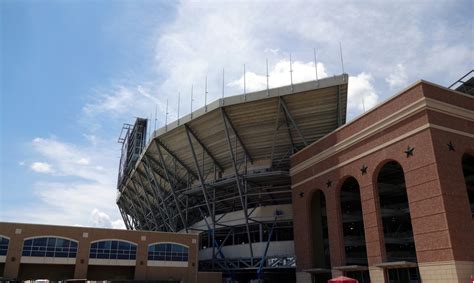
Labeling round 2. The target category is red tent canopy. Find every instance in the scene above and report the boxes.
[328,276,358,283]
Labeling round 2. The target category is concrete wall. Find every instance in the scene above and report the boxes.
[199,240,294,260]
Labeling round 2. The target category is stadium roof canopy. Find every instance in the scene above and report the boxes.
[117,74,348,231]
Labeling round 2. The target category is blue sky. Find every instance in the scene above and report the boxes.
[1,0,472,228]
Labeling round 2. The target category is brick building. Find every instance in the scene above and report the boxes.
[0,222,220,282]
[290,80,473,283]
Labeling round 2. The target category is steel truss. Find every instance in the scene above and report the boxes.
[117,103,304,273]
[116,76,348,276]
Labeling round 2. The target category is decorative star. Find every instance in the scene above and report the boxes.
[299,191,304,198]
[447,141,455,151]
[404,146,414,158]
[360,164,368,175]
[326,180,332,188]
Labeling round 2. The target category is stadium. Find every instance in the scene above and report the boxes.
[115,70,474,283]
[115,74,348,282]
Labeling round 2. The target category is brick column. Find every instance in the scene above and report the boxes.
[134,236,148,280]
[360,181,386,282]
[73,234,90,279]
[326,184,345,271]
[3,242,21,279]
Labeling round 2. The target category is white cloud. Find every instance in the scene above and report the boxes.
[77,158,90,165]
[83,85,165,120]
[5,136,125,228]
[386,64,408,90]
[9,0,470,230]
[31,137,113,183]
[91,208,125,229]
[30,162,54,173]
[81,1,471,126]
[347,73,379,118]
[229,60,328,92]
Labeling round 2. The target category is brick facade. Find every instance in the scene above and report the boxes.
[290,81,474,282]
[0,222,221,282]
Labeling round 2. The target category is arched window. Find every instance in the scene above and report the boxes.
[0,236,9,256]
[340,177,370,282]
[148,243,188,262]
[89,240,137,260]
[462,153,474,216]
[22,237,78,258]
[377,161,420,282]
[311,190,331,283]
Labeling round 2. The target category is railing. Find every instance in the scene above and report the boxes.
[448,70,474,95]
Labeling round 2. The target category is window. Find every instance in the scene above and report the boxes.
[22,237,78,258]
[377,161,417,263]
[0,236,9,256]
[89,240,137,260]
[462,153,474,216]
[311,190,331,271]
[148,243,188,262]
[340,176,369,280]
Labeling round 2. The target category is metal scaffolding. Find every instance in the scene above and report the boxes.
[116,75,348,280]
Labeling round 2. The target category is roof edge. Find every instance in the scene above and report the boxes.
[152,73,349,138]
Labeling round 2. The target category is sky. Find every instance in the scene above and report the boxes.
[1,0,472,229]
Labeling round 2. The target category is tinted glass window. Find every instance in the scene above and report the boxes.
[89,240,137,260]
[22,237,77,258]
[148,243,188,262]
[0,236,9,256]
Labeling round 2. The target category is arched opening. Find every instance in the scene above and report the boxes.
[340,177,370,282]
[377,161,420,283]
[311,190,331,283]
[462,153,474,216]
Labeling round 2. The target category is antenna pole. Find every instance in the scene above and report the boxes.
[339,42,345,77]
[313,48,319,85]
[154,104,157,131]
[244,64,246,100]
[222,68,225,104]
[266,58,269,96]
[205,76,208,112]
[290,53,294,92]
[177,91,181,125]
[165,99,169,131]
[190,84,194,118]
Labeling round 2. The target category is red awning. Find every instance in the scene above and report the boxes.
[328,276,358,283]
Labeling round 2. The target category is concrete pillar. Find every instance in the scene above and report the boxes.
[296,271,312,283]
[331,269,343,278]
[368,266,385,282]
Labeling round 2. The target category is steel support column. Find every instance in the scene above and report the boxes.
[185,126,214,218]
[279,96,308,146]
[221,108,253,163]
[155,145,188,232]
[185,124,224,172]
[141,161,176,231]
[221,108,254,259]
[155,139,198,180]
